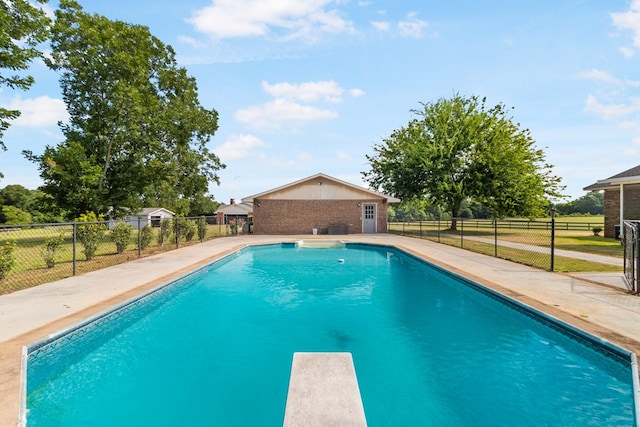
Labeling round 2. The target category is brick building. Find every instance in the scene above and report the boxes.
[583,164,640,238]
[242,173,400,235]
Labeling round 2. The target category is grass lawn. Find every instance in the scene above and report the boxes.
[389,215,623,273]
[0,223,229,296]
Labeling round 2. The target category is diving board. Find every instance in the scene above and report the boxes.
[283,352,367,426]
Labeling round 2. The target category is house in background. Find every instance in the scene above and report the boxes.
[242,173,400,235]
[109,207,175,230]
[214,199,253,226]
[583,164,640,238]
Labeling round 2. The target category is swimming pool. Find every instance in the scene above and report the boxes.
[26,243,638,425]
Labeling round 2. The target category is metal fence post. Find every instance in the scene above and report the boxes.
[137,216,142,258]
[550,209,556,272]
[494,218,498,257]
[175,217,179,249]
[460,217,464,248]
[72,222,77,276]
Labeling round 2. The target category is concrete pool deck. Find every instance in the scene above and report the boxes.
[1,234,639,426]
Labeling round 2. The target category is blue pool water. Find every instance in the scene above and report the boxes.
[27,243,637,426]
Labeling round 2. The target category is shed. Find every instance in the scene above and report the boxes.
[242,173,400,235]
[583,164,640,238]
[110,207,175,230]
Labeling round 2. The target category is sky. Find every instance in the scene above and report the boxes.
[3,0,640,205]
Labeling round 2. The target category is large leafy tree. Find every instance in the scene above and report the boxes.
[363,94,564,229]
[0,0,50,163]
[0,184,60,223]
[24,0,224,219]
[555,192,603,215]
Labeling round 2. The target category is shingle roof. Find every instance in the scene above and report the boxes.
[215,202,253,215]
[583,164,640,191]
[607,164,640,180]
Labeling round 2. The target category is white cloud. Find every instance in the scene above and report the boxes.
[296,151,313,161]
[619,46,636,58]
[398,12,427,38]
[336,150,351,160]
[611,1,640,45]
[214,134,266,161]
[262,80,344,103]
[502,37,514,47]
[234,80,362,131]
[235,98,338,130]
[7,96,68,128]
[371,21,390,31]
[578,69,622,85]
[177,35,207,49]
[579,69,640,87]
[584,94,640,120]
[611,1,640,56]
[187,0,353,41]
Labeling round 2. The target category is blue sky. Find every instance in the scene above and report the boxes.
[3,0,640,204]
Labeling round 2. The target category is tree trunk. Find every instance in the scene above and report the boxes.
[449,199,462,231]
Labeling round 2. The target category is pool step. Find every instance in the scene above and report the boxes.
[283,352,367,426]
[296,239,345,248]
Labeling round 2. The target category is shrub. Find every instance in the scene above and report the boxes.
[139,224,153,250]
[197,216,207,241]
[111,222,133,254]
[43,234,64,268]
[76,212,106,260]
[185,220,197,242]
[0,239,17,280]
[175,217,187,243]
[592,226,603,237]
[158,218,173,246]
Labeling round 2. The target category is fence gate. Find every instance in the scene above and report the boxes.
[623,220,640,294]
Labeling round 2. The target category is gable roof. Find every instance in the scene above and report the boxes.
[242,173,401,203]
[135,207,175,216]
[583,164,640,191]
[215,202,253,215]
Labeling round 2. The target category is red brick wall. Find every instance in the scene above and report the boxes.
[604,184,640,238]
[252,199,389,234]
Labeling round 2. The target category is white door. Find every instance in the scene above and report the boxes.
[363,204,376,233]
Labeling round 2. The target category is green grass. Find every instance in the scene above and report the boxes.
[0,223,230,296]
[554,234,623,258]
[389,217,623,273]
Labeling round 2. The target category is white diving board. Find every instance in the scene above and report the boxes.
[283,352,367,426]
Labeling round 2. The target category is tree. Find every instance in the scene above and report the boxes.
[555,192,603,215]
[2,205,32,224]
[24,0,225,219]
[0,0,50,160]
[0,184,62,223]
[0,184,34,211]
[363,94,564,229]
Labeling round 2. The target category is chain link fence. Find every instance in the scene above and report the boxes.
[0,216,249,295]
[389,218,560,271]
